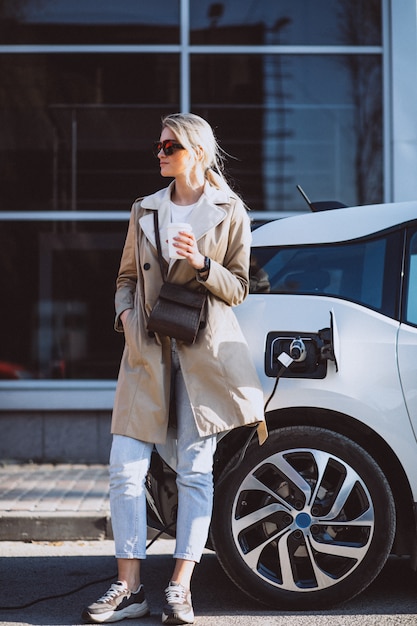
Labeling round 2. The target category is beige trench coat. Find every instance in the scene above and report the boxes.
[111,181,266,444]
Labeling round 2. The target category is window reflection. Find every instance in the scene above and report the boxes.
[0,54,179,211]
[193,54,382,211]
[190,0,381,46]
[0,45,383,213]
[0,222,127,380]
[405,231,417,326]
[250,231,401,319]
[0,0,180,44]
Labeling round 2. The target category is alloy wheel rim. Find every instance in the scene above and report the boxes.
[231,447,375,592]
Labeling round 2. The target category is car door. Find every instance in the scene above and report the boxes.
[397,227,417,438]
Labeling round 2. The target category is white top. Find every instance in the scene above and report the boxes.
[159,201,197,260]
[170,201,197,223]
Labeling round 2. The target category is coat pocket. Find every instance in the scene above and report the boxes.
[123,308,144,368]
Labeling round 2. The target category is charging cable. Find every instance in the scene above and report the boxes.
[218,349,295,487]
[0,522,177,611]
[264,350,294,413]
[264,338,306,413]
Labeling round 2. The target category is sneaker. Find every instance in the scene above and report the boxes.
[82,581,149,623]
[161,582,194,625]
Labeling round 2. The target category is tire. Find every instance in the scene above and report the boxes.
[211,425,396,610]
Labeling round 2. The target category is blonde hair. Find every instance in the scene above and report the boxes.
[161,112,234,194]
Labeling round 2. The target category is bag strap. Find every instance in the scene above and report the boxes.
[153,210,167,283]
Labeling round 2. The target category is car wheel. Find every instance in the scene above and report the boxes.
[211,425,395,609]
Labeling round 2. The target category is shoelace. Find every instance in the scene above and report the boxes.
[98,582,128,604]
[165,584,187,604]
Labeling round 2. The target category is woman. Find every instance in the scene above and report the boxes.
[82,113,266,625]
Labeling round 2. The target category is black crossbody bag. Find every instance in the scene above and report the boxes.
[146,212,207,344]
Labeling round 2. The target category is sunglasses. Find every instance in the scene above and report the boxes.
[153,139,185,157]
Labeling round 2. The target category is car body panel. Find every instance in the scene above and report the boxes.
[236,291,417,500]
[397,322,417,438]
[252,201,417,246]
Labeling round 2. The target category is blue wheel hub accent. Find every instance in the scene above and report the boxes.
[295,512,311,529]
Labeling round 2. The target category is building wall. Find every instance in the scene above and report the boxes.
[0,411,112,464]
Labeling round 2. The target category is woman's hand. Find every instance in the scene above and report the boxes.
[173,230,206,270]
[120,309,132,327]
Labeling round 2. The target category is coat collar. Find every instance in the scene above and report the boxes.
[139,180,230,251]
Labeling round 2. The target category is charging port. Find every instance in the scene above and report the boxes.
[265,331,328,378]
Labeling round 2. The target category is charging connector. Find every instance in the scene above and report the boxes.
[277,351,294,368]
[289,338,307,362]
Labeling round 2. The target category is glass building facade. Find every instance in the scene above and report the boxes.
[1,0,383,214]
[0,0,416,410]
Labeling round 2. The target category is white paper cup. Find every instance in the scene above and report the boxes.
[167,222,192,259]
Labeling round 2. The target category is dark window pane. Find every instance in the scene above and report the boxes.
[250,231,402,318]
[405,230,417,326]
[192,53,382,211]
[0,221,128,380]
[190,0,382,46]
[0,0,180,44]
[0,54,179,211]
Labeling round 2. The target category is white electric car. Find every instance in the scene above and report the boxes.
[147,199,417,609]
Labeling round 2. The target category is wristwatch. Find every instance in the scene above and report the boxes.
[197,256,210,274]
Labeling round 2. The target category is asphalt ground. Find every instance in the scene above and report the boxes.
[1,540,417,626]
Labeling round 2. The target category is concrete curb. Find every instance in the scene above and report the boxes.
[0,511,113,542]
